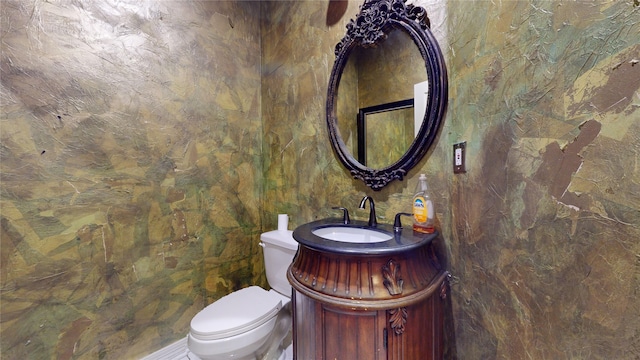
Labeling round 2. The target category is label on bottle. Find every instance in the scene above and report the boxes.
[413,196,428,223]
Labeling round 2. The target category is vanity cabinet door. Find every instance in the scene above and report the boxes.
[292,291,387,360]
[385,293,445,359]
[292,287,446,360]
[322,305,387,359]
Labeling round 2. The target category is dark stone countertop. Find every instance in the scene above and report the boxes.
[292,218,438,255]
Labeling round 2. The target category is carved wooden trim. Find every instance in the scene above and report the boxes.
[439,277,448,299]
[388,307,407,335]
[382,259,404,296]
[287,243,448,308]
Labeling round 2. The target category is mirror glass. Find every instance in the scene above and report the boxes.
[357,99,414,168]
[337,28,428,169]
[364,107,413,168]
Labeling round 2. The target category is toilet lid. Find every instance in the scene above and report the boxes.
[190,286,282,340]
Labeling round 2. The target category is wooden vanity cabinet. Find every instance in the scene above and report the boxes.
[288,239,448,360]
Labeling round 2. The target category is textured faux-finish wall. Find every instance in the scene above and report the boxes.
[2,0,639,359]
[261,0,372,231]
[446,2,640,358]
[261,0,640,359]
[1,1,262,358]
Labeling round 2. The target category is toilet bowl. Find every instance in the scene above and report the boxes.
[187,287,289,359]
[187,227,298,360]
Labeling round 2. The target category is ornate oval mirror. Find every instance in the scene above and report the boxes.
[327,0,448,190]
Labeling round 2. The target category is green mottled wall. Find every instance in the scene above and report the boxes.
[261,0,366,229]
[2,0,639,359]
[446,1,640,358]
[1,1,263,358]
[262,0,640,359]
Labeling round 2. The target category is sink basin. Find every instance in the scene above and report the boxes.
[312,226,392,243]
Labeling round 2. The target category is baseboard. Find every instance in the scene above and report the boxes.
[139,337,189,360]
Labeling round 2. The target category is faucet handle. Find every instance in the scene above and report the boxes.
[393,212,413,232]
[332,207,350,224]
[359,196,377,227]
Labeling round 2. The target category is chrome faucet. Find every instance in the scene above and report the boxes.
[359,196,377,227]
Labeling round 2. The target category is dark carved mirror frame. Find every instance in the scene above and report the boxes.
[327,0,448,190]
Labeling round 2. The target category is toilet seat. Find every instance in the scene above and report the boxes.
[190,286,283,341]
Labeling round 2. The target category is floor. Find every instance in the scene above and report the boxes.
[140,336,294,360]
[139,337,195,360]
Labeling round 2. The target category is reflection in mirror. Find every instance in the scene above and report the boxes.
[337,28,427,168]
[357,99,414,168]
[336,48,359,159]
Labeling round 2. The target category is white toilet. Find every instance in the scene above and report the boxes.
[187,227,298,360]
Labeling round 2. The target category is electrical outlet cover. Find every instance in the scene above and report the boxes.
[453,142,466,173]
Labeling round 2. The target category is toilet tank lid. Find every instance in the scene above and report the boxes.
[260,230,298,250]
[190,286,282,340]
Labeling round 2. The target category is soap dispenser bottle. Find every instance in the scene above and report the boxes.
[412,174,435,233]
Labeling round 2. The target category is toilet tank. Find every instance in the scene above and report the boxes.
[260,230,298,297]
